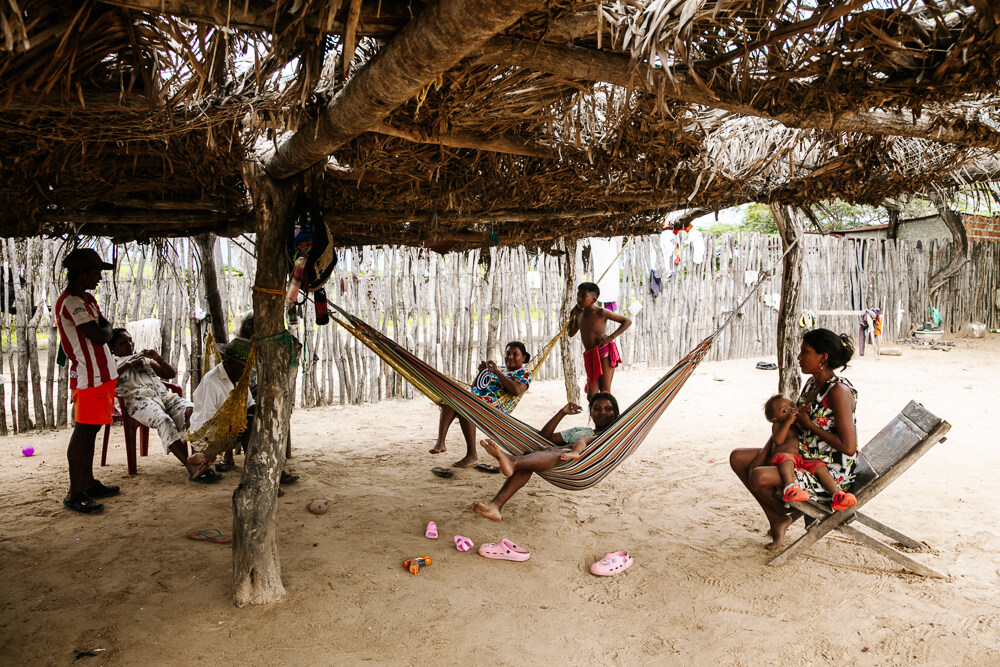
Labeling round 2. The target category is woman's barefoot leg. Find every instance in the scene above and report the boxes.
[452,417,479,468]
[750,464,794,550]
[766,514,794,551]
[479,439,514,476]
[431,406,456,454]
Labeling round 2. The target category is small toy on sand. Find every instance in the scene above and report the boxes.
[403,556,432,574]
[22,446,34,457]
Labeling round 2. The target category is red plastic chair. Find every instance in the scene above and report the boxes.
[101,382,185,475]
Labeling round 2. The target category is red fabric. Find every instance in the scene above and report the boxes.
[73,379,117,425]
[770,451,828,474]
[583,341,622,393]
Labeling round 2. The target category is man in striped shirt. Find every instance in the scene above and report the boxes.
[55,249,119,514]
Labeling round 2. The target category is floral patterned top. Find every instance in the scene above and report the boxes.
[470,366,532,415]
[795,375,858,496]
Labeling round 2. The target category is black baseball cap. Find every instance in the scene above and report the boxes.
[63,248,114,272]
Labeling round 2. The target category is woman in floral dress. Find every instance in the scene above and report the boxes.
[430,341,532,469]
[730,329,858,550]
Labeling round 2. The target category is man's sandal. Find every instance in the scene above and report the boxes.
[85,481,121,498]
[63,492,103,514]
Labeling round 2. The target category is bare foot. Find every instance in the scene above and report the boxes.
[452,455,479,468]
[186,452,215,479]
[478,439,513,477]
[765,515,793,551]
[471,501,502,521]
[429,445,446,454]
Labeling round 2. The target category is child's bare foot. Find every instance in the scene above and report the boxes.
[429,444,446,454]
[478,439,513,477]
[765,515,793,551]
[471,501,502,521]
[452,455,478,468]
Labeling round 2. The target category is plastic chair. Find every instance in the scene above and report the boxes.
[101,382,185,475]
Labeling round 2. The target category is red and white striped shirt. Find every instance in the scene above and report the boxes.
[55,290,117,390]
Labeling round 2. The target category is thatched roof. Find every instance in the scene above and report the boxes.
[1,0,998,247]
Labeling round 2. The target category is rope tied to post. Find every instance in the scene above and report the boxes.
[255,330,300,368]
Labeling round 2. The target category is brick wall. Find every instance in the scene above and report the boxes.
[962,214,1000,242]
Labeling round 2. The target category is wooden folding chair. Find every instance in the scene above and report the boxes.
[769,400,951,578]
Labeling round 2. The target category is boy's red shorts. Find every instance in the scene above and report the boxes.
[770,451,828,474]
[72,379,117,425]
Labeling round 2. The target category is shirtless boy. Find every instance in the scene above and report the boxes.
[568,282,631,399]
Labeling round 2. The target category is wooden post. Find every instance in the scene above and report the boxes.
[771,204,804,398]
[7,240,31,431]
[232,161,299,607]
[559,237,581,404]
[196,234,230,345]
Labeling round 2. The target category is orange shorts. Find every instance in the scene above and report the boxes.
[72,379,117,425]
[770,451,828,474]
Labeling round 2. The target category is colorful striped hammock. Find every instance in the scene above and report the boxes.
[330,303,716,490]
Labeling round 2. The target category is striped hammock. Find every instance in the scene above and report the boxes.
[331,303,716,490]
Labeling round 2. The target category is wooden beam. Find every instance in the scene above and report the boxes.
[477,39,1000,151]
[321,205,670,225]
[263,0,547,178]
[37,209,246,228]
[372,121,553,159]
[99,0,408,38]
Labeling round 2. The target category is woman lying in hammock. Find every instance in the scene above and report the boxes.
[430,341,532,469]
[472,393,620,521]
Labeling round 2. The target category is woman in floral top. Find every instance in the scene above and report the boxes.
[730,329,858,551]
[430,341,532,468]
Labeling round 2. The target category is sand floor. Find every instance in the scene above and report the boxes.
[1,334,998,665]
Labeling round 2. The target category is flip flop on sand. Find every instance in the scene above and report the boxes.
[431,467,453,478]
[425,521,439,539]
[454,535,474,552]
[478,538,530,561]
[187,528,232,544]
[308,500,329,515]
[590,551,633,576]
[474,463,500,474]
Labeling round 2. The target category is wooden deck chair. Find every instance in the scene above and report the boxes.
[769,401,951,577]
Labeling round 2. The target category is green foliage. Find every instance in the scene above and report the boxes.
[742,204,779,234]
[701,221,743,235]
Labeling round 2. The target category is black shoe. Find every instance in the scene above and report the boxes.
[279,471,300,485]
[189,469,222,484]
[86,481,121,498]
[64,492,104,514]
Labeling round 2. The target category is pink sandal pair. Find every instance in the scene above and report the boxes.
[426,522,474,551]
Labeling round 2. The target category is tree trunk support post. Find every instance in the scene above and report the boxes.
[559,237,581,405]
[196,233,230,346]
[231,162,300,607]
[771,204,804,398]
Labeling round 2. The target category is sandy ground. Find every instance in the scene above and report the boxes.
[1,334,999,666]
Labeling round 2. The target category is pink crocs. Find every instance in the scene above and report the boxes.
[478,538,530,561]
[590,551,633,576]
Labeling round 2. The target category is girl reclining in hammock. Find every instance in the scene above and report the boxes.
[472,392,620,521]
[430,341,532,469]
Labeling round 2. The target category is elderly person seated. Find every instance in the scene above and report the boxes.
[110,328,214,482]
